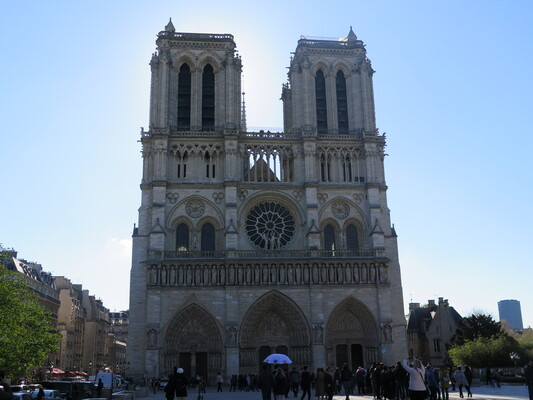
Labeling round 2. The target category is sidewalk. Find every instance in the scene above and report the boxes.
[136,384,529,400]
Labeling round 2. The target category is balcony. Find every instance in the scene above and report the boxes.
[147,248,385,262]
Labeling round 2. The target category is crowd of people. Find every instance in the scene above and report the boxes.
[154,359,533,400]
[253,359,477,400]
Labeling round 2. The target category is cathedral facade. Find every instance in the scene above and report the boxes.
[128,20,407,383]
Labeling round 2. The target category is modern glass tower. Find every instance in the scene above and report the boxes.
[497,299,523,331]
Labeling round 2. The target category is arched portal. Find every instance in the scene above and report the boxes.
[325,297,379,369]
[162,304,223,381]
[239,291,311,374]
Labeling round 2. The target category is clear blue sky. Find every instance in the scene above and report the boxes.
[2,1,532,329]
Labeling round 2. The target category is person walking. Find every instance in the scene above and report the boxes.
[401,358,427,400]
[216,372,223,392]
[300,366,312,400]
[463,366,473,397]
[96,379,104,398]
[425,366,438,400]
[453,366,468,398]
[174,368,188,400]
[274,368,288,400]
[258,364,275,400]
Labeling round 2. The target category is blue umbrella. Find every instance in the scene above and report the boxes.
[263,353,293,364]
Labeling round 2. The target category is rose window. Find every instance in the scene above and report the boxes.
[245,202,295,249]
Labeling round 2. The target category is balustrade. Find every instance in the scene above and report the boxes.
[146,259,389,287]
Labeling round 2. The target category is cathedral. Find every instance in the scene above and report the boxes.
[127,20,408,383]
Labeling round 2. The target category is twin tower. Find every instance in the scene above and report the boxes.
[128,20,407,383]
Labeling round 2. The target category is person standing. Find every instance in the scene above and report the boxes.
[164,374,175,400]
[36,388,45,400]
[439,367,451,400]
[524,360,533,400]
[315,368,326,400]
[290,367,301,397]
[96,379,104,398]
[340,363,353,400]
[300,366,311,400]
[216,372,223,392]
[401,358,427,400]
[258,365,275,400]
[274,368,288,400]
[174,368,188,400]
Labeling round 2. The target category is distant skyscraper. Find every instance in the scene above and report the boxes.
[498,299,523,330]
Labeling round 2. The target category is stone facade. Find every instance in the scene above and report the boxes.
[128,21,408,383]
[407,298,462,366]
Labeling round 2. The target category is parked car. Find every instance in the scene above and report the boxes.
[158,378,169,390]
[40,382,94,399]
[12,386,32,393]
[30,390,62,400]
[12,393,32,400]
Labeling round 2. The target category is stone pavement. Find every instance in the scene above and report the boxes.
[136,384,529,400]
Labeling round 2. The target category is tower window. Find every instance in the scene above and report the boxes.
[201,223,215,251]
[177,151,188,179]
[178,64,191,130]
[315,69,328,134]
[176,223,189,251]
[336,70,349,133]
[346,224,359,250]
[324,224,336,251]
[202,64,215,130]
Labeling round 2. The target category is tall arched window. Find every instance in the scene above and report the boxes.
[324,224,336,251]
[177,64,191,130]
[336,70,349,133]
[202,64,215,130]
[315,69,328,133]
[176,223,189,251]
[201,223,215,251]
[346,224,359,251]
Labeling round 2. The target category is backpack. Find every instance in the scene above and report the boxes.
[442,373,450,383]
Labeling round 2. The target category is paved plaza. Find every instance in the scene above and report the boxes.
[137,384,529,400]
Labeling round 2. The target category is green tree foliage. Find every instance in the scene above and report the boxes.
[448,334,518,367]
[452,313,503,346]
[0,257,61,380]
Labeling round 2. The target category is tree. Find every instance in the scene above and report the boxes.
[0,255,61,380]
[448,334,519,367]
[451,312,503,346]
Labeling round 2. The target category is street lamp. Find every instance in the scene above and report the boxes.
[510,352,520,373]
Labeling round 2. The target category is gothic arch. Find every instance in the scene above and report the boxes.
[319,197,369,229]
[238,291,312,373]
[239,191,305,225]
[166,195,224,230]
[311,61,331,77]
[325,297,379,367]
[162,303,224,378]
[197,52,223,72]
[332,61,352,78]
[240,290,311,347]
[171,52,196,71]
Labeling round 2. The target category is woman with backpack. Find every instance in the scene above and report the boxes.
[439,367,451,400]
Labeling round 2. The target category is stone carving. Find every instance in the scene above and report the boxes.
[352,193,364,204]
[318,193,328,205]
[292,190,303,201]
[166,192,180,203]
[147,328,158,349]
[212,192,224,204]
[186,199,205,218]
[382,323,392,343]
[238,189,248,201]
[331,201,350,219]
[313,324,324,344]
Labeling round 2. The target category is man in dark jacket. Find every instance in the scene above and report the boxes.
[300,366,311,400]
[341,363,353,400]
[258,364,275,400]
